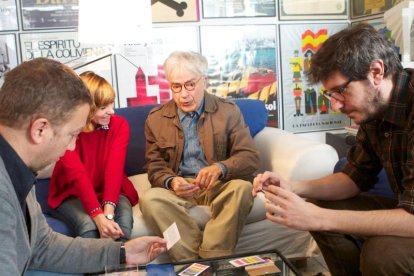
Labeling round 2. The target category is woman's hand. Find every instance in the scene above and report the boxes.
[93,214,124,240]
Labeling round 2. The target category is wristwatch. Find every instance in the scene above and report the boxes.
[105,214,114,220]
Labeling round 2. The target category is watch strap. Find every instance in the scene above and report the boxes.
[120,243,126,264]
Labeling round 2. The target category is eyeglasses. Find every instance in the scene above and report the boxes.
[322,79,353,102]
[170,77,203,93]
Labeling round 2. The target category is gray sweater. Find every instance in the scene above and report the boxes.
[0,157,121,275]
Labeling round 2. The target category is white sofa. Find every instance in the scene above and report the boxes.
[128,126,339,260]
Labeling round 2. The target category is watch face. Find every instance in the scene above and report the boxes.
[106,214,114,220]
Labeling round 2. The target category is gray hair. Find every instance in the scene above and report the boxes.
[163,51,208,81]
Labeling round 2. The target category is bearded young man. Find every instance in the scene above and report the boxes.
[253,24,414,275]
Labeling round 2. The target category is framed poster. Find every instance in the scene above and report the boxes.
[115,26,199,108]
[202,0,276,18]
[19,31,108,65]
[279,23,350,133]
[0,34,18,87]
[200,25,278,127]
[152,0,199,23]
[279,0,347,20]
[0,0,18,31]
[351,0,398,19]
[21,0,78,30]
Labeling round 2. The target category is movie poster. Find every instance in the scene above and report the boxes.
[0,0,18,31]
[200,25,278,127]
[202,0,276,18]
[0,34,18,87]
[21,0,78,30]
[115,26,199,108]
[279,23,350,133]
[279,0,347,20]
[152,0,199,22]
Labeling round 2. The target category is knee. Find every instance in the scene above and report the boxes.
[139,188,170,213]
[77,219,98,238]
[361,237,406,275]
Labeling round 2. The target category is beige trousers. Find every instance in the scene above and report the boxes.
[139,179,253,262]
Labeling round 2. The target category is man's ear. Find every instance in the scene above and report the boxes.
[29,118,50,144]
[370,59,385,85]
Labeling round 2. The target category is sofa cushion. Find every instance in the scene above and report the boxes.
[234,99,268,137]
[115,104,158,176]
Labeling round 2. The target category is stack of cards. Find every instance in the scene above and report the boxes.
[229,256,280,276]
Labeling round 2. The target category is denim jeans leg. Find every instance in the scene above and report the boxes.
[114,195,133,241]
[49,198,99,238]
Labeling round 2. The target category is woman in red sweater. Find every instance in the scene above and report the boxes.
[48,71,138,241]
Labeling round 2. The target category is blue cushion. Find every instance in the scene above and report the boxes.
[334,157,395,198]
[115,104,159,177]
[234,99,268,137]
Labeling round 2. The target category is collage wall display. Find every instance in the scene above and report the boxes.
[115,26,199,108]
[200,25,278,127]
[279,23,350,133]
[279,0,347,20]
[0,0,403,132]
[0,0,18,31]
[0,34,18,86]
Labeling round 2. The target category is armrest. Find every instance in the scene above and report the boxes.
[254,127,339,181]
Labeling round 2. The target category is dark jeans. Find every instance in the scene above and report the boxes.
[49,195,133,241]
[310,195,414,276]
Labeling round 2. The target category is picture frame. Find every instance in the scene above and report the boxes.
[115,26,199,108]
[279,23,350,133]
[200,25,279,127]
[0,34,18,87]
[20,0,78,30]
[152,0,199,23]
[351,0,397,19]
[279,0,347,20]
[0,0,19,31]
[202,0,276,18]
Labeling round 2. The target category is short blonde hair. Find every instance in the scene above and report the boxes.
[79,71,115,132]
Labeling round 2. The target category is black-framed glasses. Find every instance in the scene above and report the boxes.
[170,77,203,93]
[322,79,353,102]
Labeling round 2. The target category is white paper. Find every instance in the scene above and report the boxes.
[163,222,180,250]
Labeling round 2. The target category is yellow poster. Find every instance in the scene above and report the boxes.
[365,0,385,10]
[152,0,199,23]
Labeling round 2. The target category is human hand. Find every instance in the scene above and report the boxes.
[125,236,167,265]
[252,171,283,197]
[193,164,222,190]
[264,185,321,231]
[93,214,124,240]
[170,177,200,198]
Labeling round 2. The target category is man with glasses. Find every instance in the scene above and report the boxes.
[140,51,259,262]
[253,24,414,275]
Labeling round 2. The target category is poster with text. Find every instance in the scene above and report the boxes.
[202,0,276,18]
[200,25,278,127]
[279,23,350,133]
[0,0,18,31]
[279,0,347,20]
[21,0,78,30]
[351,0,397,19]
[152,0,199,23]
[115,26,199,108]
[0,34,18,87]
